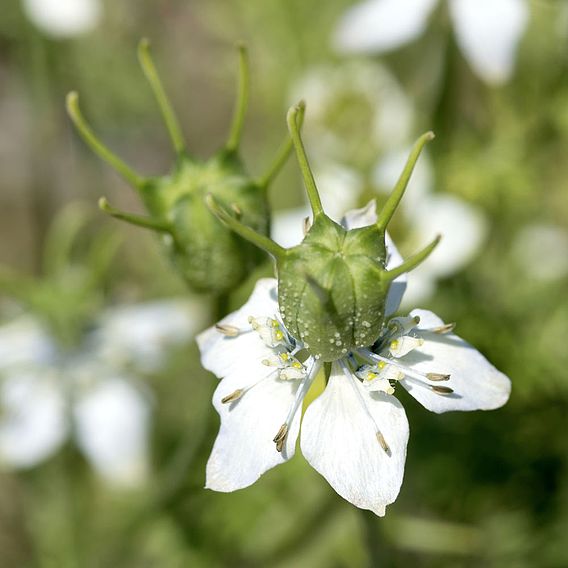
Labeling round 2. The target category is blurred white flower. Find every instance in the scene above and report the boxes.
[334,0,529,85]
[22,0,101,38]
[290,61,414,165]
[374,149,487,305]
[0,299,206,488]
[513,224,568,281]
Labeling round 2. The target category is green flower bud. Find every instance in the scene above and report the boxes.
[208,102,439,361]
[67,41,294,295]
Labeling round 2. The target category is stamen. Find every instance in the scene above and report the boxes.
[376,432,391,454]
[430,385,454,395]
[272,360,322,453]
[216,323,241,337]
[231,203,242,218]
[273,424,288,452]
[427,322,456,334]
[221,389,244,404]
[426,373,451,382]
[303,216,312,235]
[358,349,434,384]
[341,361,392,456]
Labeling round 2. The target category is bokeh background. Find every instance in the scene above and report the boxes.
[1,0,568,566]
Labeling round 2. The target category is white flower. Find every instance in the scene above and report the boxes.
[0,299,206,488]
[22,0,101,39]
[198,207,510,516]
[334,0,530,85]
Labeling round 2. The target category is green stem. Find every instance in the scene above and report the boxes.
[206,194,285,259]
[384,235,441,281]
[66,92,144,188]
[287,102,324,217]
[99,197,172,233]
[138,38,186,155]
[377,132,435,231]
[226,43,249,152]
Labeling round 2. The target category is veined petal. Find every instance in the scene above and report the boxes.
[449,0,529,85]
[0,370,67,468]
[334,0,438,54]
[197,279,280,381]
[73,376,151,488]
[206,372,302,492]
[341,201,407,316]
[301,363,409,516]
[399,309,511,413]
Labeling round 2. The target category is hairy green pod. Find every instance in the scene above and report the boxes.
[208,102,439,361]
[67,41,291,295]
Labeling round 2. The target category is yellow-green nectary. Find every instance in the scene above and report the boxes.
[66,41,291,295]
[207,103,439,361]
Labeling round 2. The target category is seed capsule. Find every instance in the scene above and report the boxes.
[67,41,294,295]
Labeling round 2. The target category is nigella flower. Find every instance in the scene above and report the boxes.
[334,0,529,86]
[198,257,510,516]
[200,105,511,515]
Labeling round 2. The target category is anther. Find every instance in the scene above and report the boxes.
[430,323,456,334]
[221,389,244,404]
[231,203,242,218]
[216,323,241,337]
[376,432,391,454]
[430,385,454,395]
[273,423,289,452]
[303,216,312,235]
[426,373,451,382]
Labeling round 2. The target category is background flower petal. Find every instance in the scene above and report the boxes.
[449,0,529,85]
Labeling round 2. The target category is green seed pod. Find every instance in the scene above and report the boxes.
[67,41,293,295]
[208,102,439,361]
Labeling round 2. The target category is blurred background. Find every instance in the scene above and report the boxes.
[1,0,568,566]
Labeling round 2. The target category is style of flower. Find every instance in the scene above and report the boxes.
[0,299,206,488]
[334,0,529,86]
[198,203,511,516]
[22,0,101,39]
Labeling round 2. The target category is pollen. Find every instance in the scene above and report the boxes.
[390,339,399,350]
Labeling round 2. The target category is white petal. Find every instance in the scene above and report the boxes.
[399,309,511,413]
[271,206,311,248]
[206,372,302,492]
[341,201,407,316]
[449,0,529,85]
[0,316,56,369]
[301,363,409,516]
[94,298,208,372]
[0,371,67,468]
[334,0,438,54]
[385,232,407,316]
[74,377,151,488]
[316,165,363,222]
[197,279,280,381]
[23,0,101,38]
